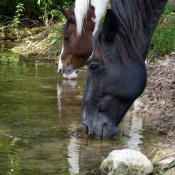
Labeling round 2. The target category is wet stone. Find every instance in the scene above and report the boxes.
[152,150,174,164]
[100,149,153,175]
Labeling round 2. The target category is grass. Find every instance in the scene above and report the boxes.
[147,0,175,60]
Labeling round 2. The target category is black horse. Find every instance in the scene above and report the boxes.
[81,0,168,139]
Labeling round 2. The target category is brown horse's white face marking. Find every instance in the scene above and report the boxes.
[58,5,95,75]
[58,0,110,75]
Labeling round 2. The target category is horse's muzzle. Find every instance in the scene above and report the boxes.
[82,113,120,139]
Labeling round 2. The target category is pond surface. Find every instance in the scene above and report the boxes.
[0,49,164,175]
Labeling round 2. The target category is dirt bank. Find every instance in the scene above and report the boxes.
[135,53,175,148]
[7,23,64,62]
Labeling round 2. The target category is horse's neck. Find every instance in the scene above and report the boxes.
[145,0,168,55]
[74,0,109,36]
[91,0,109,35]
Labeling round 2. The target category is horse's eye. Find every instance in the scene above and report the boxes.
[90,64,100,74]
[64,36,70,42]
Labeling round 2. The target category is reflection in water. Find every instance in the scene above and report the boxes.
[57,83,62,117]
[57,79,81,174]
[125,99,144,151]
[67,137,80,174]
[62,79,78,87]
[119,111,143,151]
[126,116,143,151]
[0,51,161,175]
[57,80,77,118]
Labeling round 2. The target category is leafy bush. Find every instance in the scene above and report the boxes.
[0,0,74,26]
[37,0,72,25]
[11,3,24,29]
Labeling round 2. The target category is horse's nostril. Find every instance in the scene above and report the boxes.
[82,124,89,134]
[58,69,63,75]
[102,122,107,139]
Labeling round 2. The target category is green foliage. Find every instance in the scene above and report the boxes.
[0,0,74,26]
[0,0,18,17]
[37,0,72,25]
[11,3,24,29]
[1,0,174,60]
[154,168,166,175]
[148,2,175,59]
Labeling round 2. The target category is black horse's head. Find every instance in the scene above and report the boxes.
[81,6,146,139]
[81,9,147,139]
[81,0,167,139]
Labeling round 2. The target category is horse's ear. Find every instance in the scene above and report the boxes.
[102,9,118,42]
[60,7,75,23]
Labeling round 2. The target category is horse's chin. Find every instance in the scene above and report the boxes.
[62,71,78,79]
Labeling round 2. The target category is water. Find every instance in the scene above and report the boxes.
[0,49,163,175]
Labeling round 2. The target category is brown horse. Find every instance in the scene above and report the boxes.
[58,0,109,76]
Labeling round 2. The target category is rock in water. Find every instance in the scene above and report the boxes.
[100,149,153,175]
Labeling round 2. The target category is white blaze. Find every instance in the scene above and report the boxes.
[58,45,64,72]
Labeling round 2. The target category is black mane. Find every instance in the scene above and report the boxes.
[93,0,165,62]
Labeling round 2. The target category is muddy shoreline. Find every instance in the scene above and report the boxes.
[135,53,175,149]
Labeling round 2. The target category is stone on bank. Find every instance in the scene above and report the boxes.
[152,150,175,174]
[100,149,153,175]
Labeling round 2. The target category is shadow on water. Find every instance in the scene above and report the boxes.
[0,50,164,175]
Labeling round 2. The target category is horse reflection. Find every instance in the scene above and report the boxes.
[57,80,78,118]
[67,136,81,174]
[58,0,109,76]
[57,79,81,174]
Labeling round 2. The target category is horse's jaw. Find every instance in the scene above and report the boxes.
[81,93,124,139]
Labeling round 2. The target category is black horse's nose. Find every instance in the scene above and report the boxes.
[82,120,120,139]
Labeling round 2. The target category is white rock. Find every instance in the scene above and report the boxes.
[100,149,153,175]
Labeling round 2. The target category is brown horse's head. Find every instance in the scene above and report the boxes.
[58,5,95,75]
